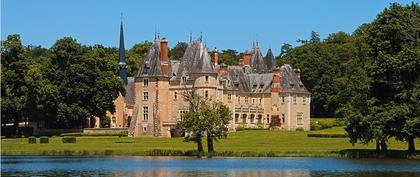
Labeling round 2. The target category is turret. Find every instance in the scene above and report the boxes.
[118,21,128,85]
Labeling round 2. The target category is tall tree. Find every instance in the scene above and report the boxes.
[169,42,188,60]
[1,35,29,129]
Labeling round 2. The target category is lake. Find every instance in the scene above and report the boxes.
[1,156,420,177]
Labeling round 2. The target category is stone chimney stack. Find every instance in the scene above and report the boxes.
[243,51,251,66]
[213,47,219,65]
[160,37,169,62]
[160,37,169,75]
[294,68,301,79]
[271,67,281,93]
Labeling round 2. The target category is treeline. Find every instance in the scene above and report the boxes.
[279,3,419,151]
[1,37,125,128]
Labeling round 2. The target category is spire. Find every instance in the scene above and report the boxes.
[119,19,128,85]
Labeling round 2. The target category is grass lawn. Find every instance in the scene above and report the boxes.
[2,127,419,157]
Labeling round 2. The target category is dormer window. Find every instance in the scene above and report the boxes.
[143,79,149,87]
[182,76,187,83]
[234,83,239,88]
[205,76,209,83]
[259,84,264,89]
[253,84,257,89]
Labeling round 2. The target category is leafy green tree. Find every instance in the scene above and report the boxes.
[204,101,232,154]
[169,42,188,60]
[219,49,239,65]
[1,35,29,129]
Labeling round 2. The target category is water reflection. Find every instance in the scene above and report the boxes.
[1,156,419,177]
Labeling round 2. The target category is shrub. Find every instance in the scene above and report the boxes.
[40,136,49,144]
[63,137,76,143]
[296,127,304,131]
[307,134,347,138]
[28,136,36,144]
[60,132,128,137]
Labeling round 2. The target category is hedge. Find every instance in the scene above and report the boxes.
[62,137,77,143]
[60,132,128,137]
[307,133,347,138]
[40,136,49,144]
[28,136,36,144]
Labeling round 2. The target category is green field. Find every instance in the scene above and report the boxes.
[2,126,419,157]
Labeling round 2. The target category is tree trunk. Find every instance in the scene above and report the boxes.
[380,140,387,152]
[376,141,380,152]
[408,136,415,153]
[13,116,20,135]
[196,132,203,158]
[207,136,214,155]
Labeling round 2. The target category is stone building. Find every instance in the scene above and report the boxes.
[110,22,310,137]
[125,38,310,137]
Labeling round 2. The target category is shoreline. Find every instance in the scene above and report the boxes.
[2,149,419,159]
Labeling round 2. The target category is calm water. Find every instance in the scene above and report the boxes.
[1,156,420,177]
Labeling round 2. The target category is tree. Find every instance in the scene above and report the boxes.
[1,35,29,130]
[176,91,232,157]
[219,49,240,65]
[204,101,232,154]
[169,42,188,60]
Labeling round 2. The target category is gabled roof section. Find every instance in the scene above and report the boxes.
[225,66,251,92]
[136,41,165,77]
[264,48,276,70]
[248,73,273,93]
[175,40,215,79]
[250,47,269,73]
[280,64,309,94]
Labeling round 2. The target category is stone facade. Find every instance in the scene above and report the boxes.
[124,38,310,137]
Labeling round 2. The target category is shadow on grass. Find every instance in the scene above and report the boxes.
[339,149,420,159]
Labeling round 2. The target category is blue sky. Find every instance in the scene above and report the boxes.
[1,0,416,55]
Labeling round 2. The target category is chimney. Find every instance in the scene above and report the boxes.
[271,67,281,93]
[213,47,219,65]
[294,68,301,79]
[243,51,251,66]
[160,37,169,62]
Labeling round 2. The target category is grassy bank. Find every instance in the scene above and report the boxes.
[2,127,419,158]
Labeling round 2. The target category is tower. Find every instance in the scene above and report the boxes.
[119,20,128,85]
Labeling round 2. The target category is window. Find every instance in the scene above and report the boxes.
[143,126,147,132]
[282,114,285,123]
[205,76,209,83]
[180,110,188,120]
[235,114,239,123]
[250,114,255,123]
[259,98,262,103]
[267,114,270,123]
[303,97,307,104]
[182,76,187,83]
[259,84,264,89]
[174,92,177,100]
[297,112,303,125]
[143,92,149,101]
[252,99,255,104]
[143,79,149,87]
[282,96,285,103]
[143,107,149,121]
[205,90,208,98]
[237,96,241,103]
[227,94,232,102]
[242,114,247,124]
[293,96,297,104]
[245,97,248,103]
[257,115,262,124]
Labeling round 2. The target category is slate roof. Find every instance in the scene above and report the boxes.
[175,40,216,80]
[124,77,135,106]
[264,48,276,70]
[280,64,309,94]
[248,73,273,93]
[136,41,168,77]
[250,47,269,73]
